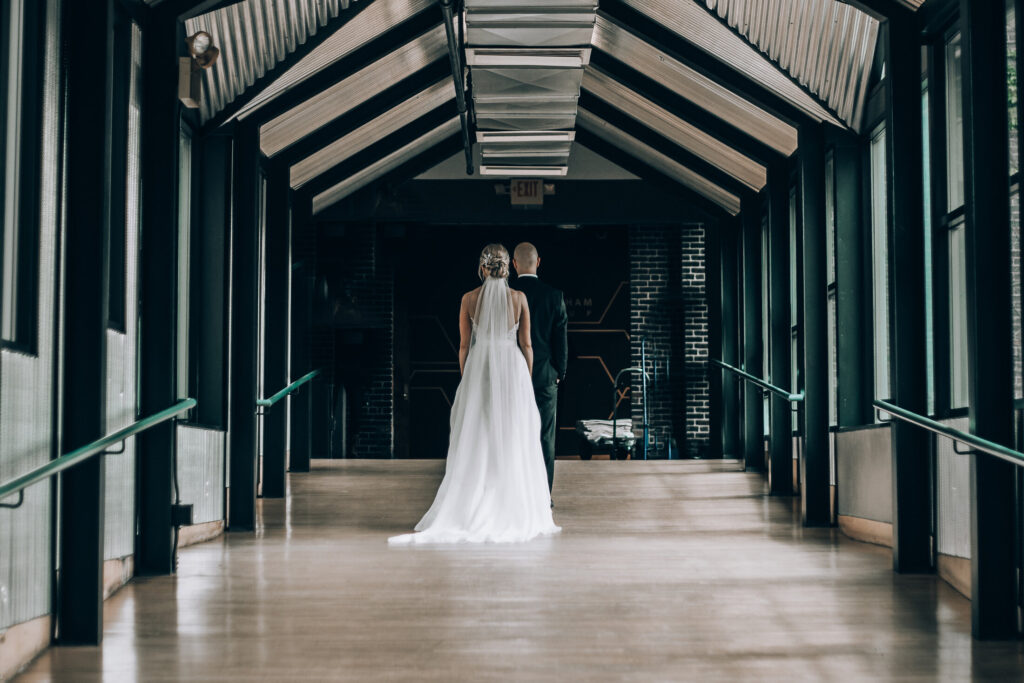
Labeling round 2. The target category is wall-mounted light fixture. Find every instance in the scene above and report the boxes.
[179,31,220,109]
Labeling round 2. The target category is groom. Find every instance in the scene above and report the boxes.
[512,243,568,497]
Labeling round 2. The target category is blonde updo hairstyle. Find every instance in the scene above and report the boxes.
[478,243,510,280]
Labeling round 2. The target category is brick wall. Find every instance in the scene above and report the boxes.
[628,225,710,458]
[316,224,394,458]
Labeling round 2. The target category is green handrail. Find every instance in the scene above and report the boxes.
[875,399,1024,468]
[256,369,321,408]
[0,398,196,505]
[712,359,804,403]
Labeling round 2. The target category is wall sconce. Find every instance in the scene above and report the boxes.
[179,31,220,109]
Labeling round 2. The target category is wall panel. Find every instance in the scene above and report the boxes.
[936,417,970,559]
[176,425,225,524]
[0,0,61,630]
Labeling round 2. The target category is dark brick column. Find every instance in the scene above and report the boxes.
[628,225,709,459]
[316,224,394,458]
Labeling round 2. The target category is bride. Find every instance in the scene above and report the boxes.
[389,244,560,544]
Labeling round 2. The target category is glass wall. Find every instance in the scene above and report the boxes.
[945,29,970,410]
[177,125,192,399]
[1,0,39,349]
[870,123,891,402]
[825,150,838,427]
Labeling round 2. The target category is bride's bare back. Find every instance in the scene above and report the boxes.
[458,284,533,376]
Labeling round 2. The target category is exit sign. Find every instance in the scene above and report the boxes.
[510,178,544,206]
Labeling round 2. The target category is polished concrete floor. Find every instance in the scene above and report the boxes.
[18,459,1024,681]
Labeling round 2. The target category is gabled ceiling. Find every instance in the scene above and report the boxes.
[186,0,902,218]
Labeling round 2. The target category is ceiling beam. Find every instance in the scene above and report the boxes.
[271,61,451,166]
[296,102,459,198]
[599,2,823,132]
[219,10,442,131]
[578,92,756,202]
[837,0,920,21]
[574,127,735,221]
[154,0,244,22]
[589,51,785,168]
[303,134,464,217]
[197,0,382,133]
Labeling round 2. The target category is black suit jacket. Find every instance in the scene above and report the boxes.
[513,276,568,389]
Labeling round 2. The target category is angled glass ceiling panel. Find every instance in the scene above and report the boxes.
[260,26,448,156]
[186,0,358,123]
[592,16,797,156]
[203,0,437,125]
[290,79,455,188]
[619,0,843,127]
[472,67,584,100]
[577,108,741,215]
[703,0,879,130]
[466,1,595,175]
[582,67,766,191]
[312,117,462,214]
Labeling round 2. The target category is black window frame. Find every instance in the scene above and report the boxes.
[923,14,969,419]
[106,6,134,332]
[0,0,45,355]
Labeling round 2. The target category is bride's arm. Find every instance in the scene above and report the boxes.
[517,293,534,377]
[458,292,472,375]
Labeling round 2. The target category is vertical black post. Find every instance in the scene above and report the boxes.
[799,123,830,526]
[261,165,290,498]
[137,9,180,576]
[720,218,741,458]
[960,0,1017,639]
[706,219,723,459]
[228,122,260,530]
[741,199,764,471]
[768,165,794,495]
[59,0,113,644]
[289,199,313,473]
[885,14,931,573]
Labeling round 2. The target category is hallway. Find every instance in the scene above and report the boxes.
[17,461,1024,682]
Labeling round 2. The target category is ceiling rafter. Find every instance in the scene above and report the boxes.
[581,66,767,192]
[298,103,460,198]
[577,107,743,215]
[192,0,434,132]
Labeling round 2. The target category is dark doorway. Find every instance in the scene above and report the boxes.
[394,225,630,459]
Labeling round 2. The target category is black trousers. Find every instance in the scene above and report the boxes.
[534,383,558,492]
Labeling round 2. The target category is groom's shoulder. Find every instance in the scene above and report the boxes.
[541,279,564,300]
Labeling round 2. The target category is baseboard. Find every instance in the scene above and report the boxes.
[103,555,134,600]
[838,515,893,548]
[937,553,971,599]
[0,614,50,681]
[178,520,225,548]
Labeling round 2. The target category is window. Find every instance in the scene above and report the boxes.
[1,0,41,350]
[870,123,891,401]
[923,79,936,414]
[825,150,838,426]
[107,11,134,331]
[761,213,770,435]
[1,0,23,343]
[945,31,965,212]
[177,125,193,399]
[1008,0,1018,177]
[789,185,800,432]
[1007,0,1023,400]
[948,218,969,408]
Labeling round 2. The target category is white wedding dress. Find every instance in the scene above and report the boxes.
[389,276,560,544]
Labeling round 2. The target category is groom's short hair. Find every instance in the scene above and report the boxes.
[514,242,539,268]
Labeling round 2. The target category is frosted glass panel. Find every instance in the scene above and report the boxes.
[945,31,965,212]
[949,220,970,409]
[870,124,890,401]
